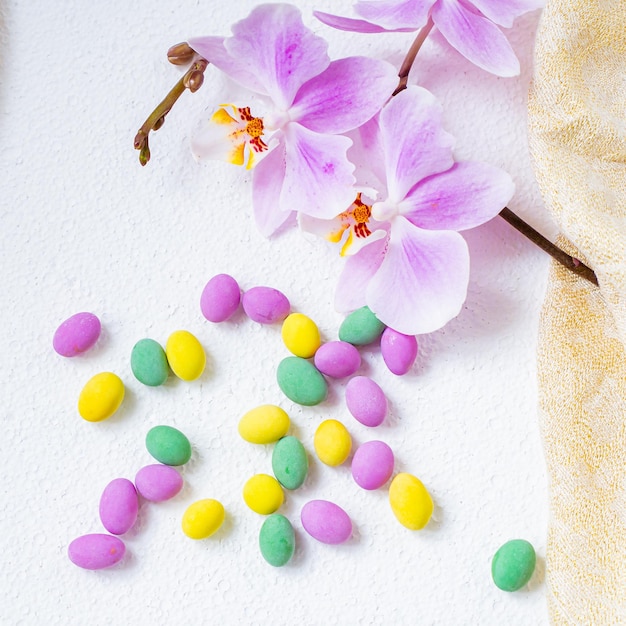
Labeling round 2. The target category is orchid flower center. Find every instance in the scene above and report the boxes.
[210,104,269,169]
[327,193,377,256]
[371,199,399,223]
[350,194,373,238]
[264,110,292,132]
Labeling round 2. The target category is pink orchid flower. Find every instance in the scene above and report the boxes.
[303,86,514,335]
[315,0,544,77]
[187,3,397,236]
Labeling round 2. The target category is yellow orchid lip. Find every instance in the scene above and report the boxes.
[325,193,376,257]
[210,104,269,169]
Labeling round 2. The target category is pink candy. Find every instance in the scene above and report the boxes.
[68,533,126,570]
[99,478,139,535]
[351,441,394,490]
[301,500,352,544]
[345,376,388,427]
[242,286,290,324]
[313,341,361,378]
[200,273,241,322]
[70,467,184,569]
[380,328,418,375]
[135,464,183,502]
[53,311,101,357]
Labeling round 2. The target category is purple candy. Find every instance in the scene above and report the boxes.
[345,376,387,427]
[53,312,101,357]
[200,273,241,322]
[68,533,126,570]
[99,478,138,535]
[242,286,290,324]
[380,328,418,375]
[301,500,352,544]
[313,341,361,378]
[135,464,183,502]
[351,441,394,490]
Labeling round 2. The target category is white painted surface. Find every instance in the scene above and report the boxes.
[1,1,550,624]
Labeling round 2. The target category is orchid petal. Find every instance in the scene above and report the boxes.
[350,117,387,193]
[431,0,520,77]
[468,0,545,28]
[224,4,329,110]
[379,86,455,203]
[187,36,267,96]
[187,36,228,65]
[355,0,432,30]
[366,217,469,334]
[191,106,245,165]
[281,124,356,220]
[290,57,396,134]
[335,236,387,313]
[400,161,515,230]
[342,226,388,256]
[299,212,387,256]
[299,212,348,242]
[313,11,414,33]
[252,140,292,237]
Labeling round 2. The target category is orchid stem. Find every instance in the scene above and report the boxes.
[389,26,597,285]
[134,52,208,166]
[393,17,435,96]
[499,207,598,285]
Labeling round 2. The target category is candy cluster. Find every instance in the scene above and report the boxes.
[203,274,435,559]
[56,274,536,589]
[68,458,185,570]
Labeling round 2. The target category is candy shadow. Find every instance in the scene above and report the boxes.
[527,553,546,592]
[349,520,362,546]
[216,510,236,541]
[124,498,152,538]
[424,500,444,533]
[288,527,308,567]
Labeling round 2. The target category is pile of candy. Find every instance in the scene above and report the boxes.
[57,275,536,589]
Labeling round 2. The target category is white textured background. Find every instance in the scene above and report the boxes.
[1,1,550,624]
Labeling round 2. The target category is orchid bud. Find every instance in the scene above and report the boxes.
[184,70,204,93]
[167,42,195,66]
[152,116,165,131]
[133,130,146,150]
[139,142,150,166]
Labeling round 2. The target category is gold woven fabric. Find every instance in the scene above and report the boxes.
[528,1,626,623]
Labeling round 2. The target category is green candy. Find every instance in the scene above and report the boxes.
[338,306,386,346]
[131,338,169,386]
[145,425,192,466]
[272,436,308,490]
[276,357,327,406]
[491,539,536,592]
[259,514,295,567]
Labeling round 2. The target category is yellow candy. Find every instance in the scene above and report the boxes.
[314,419,352,466]
[165,330,206,381]
[281,313,321,358]
[78,372,125,422]
[243,474,284,515]
[389,473,433,530]
[238,405,290,444]
[182,499,225,539]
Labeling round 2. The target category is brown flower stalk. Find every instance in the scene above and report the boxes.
[134,43,208,166]
[498,207,597,285]
[392,24,598,285]
[393,18,434,96]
